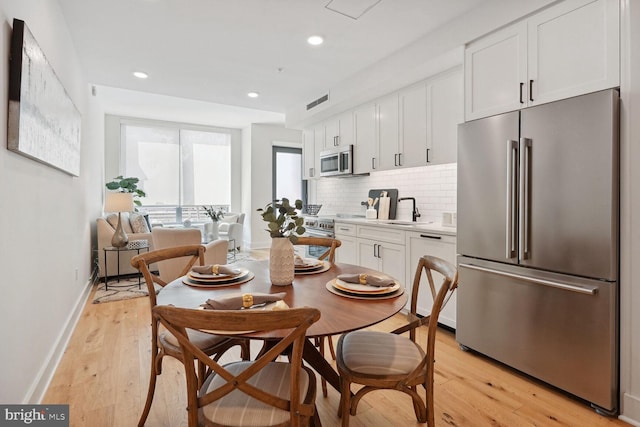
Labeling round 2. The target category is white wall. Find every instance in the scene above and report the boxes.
[311,164,457,223]
[0,0,102,403]
[248,124,302,249]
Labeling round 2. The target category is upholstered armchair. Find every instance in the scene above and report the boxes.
[97,213,154,279]
[151,227,227,283]
[218,212,245,251]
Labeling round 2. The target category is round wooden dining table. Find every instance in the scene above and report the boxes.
[156,259,408,392]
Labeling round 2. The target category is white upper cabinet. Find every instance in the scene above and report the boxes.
[527,0,619,106]
[302,128,315,179]
[465,0,619,121]
[377,93,400,171]
[313,123,325,178]
[324,110,354,148]
[465,22,528,120]
[353,103,377,174]
[426,68,464,165]
[399,82,428,169]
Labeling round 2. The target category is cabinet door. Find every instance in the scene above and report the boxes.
[302,128,315,179]
[313,124,325,177]
[527,0,619,106]
[324,116,339,148]
[464,21,527,120]
[426,69,463,165]
[399,82,428,168]
[353,104,377,174]
[338,110,354,147]
[406,232,457,328]
[335,234,357,265]
[378,242,406,286]
[357,239,379,270]
[377,93,400,170]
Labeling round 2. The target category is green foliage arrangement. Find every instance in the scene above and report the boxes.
[202,206,225,222]
[105,176,146,207]
[257,198,305,243]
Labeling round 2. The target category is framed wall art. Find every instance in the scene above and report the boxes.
[7,18,81,176]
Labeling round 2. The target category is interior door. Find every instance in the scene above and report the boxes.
[457,111,520,263]
[519,89,618,280]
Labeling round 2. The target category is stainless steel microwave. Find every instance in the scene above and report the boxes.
[319,145,353,177]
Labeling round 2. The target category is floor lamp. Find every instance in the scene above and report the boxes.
[104,192,134,248]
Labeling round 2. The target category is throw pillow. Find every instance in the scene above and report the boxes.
[105,212,134,233]
[130,213,151,233]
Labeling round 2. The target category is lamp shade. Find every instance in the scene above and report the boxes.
[104,192,134,213]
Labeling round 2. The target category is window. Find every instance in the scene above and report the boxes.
[272,146,306,204]
[121,122,232,224]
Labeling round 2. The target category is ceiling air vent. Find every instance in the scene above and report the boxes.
[306,93,329,110]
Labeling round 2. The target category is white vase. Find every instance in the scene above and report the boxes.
[269,237,294,286]
[204,221,219,241]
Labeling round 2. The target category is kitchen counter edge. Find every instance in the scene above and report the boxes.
[334,218,457,236]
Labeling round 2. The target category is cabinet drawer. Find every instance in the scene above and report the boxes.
[334,222,356,237]
[357,225,405,245]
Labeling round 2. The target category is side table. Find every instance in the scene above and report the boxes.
[103,244,150,290]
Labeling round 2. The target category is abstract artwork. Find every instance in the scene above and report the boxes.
[7,19,81,176]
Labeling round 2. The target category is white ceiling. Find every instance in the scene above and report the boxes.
[57,0,486,127]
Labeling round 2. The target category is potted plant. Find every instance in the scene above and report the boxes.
[257,198,305,286]
[105,176,146,208]
[202,205,225,241]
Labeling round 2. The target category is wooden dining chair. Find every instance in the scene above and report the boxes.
[130,245,250,427]
[336,255,459,427]
[152,304,322,427]
[294,236,341,263]
[293,236,342,396]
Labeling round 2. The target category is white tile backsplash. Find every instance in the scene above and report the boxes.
[310,163,457,223]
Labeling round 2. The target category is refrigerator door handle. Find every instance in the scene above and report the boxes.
[519,138,531,260]
[459,263,598,295]
[506,140,518,259]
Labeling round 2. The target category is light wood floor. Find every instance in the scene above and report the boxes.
[43,252,628,426]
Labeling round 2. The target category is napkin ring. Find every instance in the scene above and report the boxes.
[242,293,253,309]
[358,274,368,285]
[211,265,219,275]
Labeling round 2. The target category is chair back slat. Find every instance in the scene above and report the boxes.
[293,236,342,262]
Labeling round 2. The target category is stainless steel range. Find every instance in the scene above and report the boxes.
[302,215,335,258]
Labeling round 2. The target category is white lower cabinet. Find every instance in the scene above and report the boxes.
[357,239,405,286]
[406,231,457,329]
[335,223,357,265]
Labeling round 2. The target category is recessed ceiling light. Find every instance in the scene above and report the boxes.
[247,92,259,98]
[307,35,324,46]
[133,71,148,79]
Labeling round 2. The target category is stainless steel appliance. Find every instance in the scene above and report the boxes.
[456,89,619,415]
[319,145,353,177]
[302,216,335,258]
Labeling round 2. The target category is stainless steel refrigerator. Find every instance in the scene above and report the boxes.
[456,89,619,414]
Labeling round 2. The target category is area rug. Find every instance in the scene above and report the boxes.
[92,277,161,304]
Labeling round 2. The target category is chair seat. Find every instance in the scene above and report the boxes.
[161,327,230,350]
[340,330,425,376]
[199,361,312,426]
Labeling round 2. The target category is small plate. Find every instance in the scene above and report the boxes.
[295,260,331,275]
[326,281,404,300]
[332,277,400,294]
[188,268,248,282]
[183,271,255,288]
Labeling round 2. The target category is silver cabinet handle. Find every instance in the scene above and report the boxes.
[398,152,402,166]
[529,79,534,102]
[426,148,431,163]
[338,227,351,232]
[459,263,597,295]
[506,140,517,259]
[394,153,398,166]
[519,138,531,260]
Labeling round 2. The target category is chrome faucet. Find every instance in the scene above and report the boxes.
[398,197,421,222]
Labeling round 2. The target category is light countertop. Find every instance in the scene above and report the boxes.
[334,217,456,236]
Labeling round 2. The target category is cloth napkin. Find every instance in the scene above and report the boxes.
[191,264,240,276]
[201,292,287,310]
[294,255,306,266]
[337,273,395,288]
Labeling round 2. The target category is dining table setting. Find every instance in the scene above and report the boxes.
[156,257,409,392]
